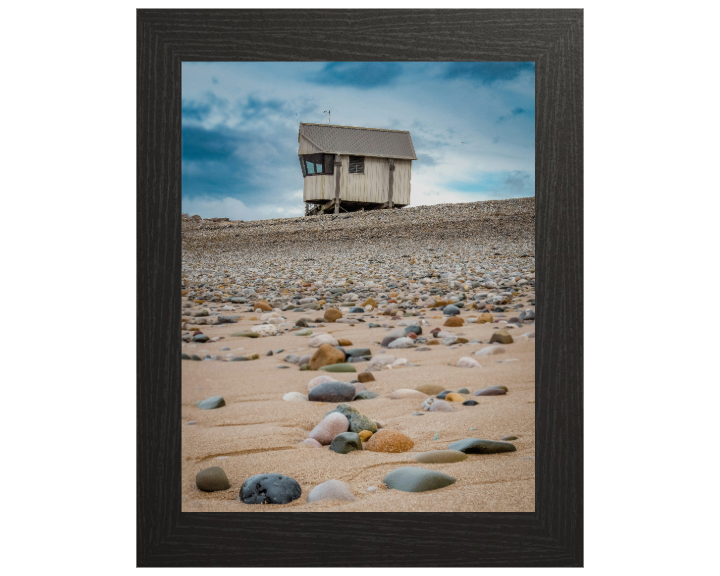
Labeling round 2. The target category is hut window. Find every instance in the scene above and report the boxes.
[300,153,334,177]
[348,156,364,174]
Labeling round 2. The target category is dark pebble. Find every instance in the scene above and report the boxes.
[240,473,302,504]
[329,432,363,454]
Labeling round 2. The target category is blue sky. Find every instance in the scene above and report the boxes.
[182,62,535,221]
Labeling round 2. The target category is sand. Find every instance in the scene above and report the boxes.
[181,198,535,512]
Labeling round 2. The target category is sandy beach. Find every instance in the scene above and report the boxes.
[181,198,535,512]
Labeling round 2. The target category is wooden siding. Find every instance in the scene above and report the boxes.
[302,154,412,205]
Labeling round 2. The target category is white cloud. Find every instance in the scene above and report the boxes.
[182,195,304,221]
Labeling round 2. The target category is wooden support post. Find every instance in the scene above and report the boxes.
[334,154,342,215]
[387,158,395,209]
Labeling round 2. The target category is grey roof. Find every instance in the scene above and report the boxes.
[299,123,417,160]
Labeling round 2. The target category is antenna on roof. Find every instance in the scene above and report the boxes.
[323,110,331,124]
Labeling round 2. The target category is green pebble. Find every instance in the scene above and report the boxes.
[318,363,357,373]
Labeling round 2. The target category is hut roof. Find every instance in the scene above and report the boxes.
[299,123,417,160]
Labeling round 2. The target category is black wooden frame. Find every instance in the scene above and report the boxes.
[138,8,583,567]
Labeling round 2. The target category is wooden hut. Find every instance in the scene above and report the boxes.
[298,123,417,215]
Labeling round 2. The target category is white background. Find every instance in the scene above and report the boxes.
[1,1,717,574]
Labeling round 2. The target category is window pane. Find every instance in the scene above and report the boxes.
[306,161,315,174]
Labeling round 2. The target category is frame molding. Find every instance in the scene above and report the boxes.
[137,8,583,567]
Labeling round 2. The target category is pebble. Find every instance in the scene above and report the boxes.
[357,372,375,383]
[197,396,225,410]
[413,450,468,463]
[329,432,363,454]
[308,333,339,348]
[383,467,456,493]
[429,400,454,412]
[240,474,302,504]
[217,315,237,324]
[283,392,308,402]
[318,363,357,373]
[196,466,230,491]
[474,387,507,396]
[307,479,356,503]
[462,400,479,406]
[326,404,378,433]
[436,390,452,399]
[324,308,343,323]
[489,329,514,344]
[308,412,350,444]
[294,328,313,336]
[448,438,517,454]
[303,438,323,448]
[457,357,482,368]
[367,486,377,492]
[308,382,357,402]
[307,375,337,391]
[186,421,196,425]
[365,429,414,453]
[443,305,461,316]
[309,343,346,370]
[502,435,518,441]
[415,383,446,395]
[444,393,465,402]
[476,313,494,324]
[457,388,470,394]
[354,390,379,400]
[412,411,425,416]
[475,346,506,356]
[251,324,277,336]
[230,331,259,338]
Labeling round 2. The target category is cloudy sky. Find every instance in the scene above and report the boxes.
[182,62,535,221]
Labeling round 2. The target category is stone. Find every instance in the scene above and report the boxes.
[307,479,356,503]
[303,438,322,448]
[196,466,230,491]
[442,336,458,346]
[329,432,363,454]
[474,388,507,396]
[476,313,494,324]
[294,328,313,336]
[309,412,350,444]
[324,308,343,323]
[367,486,377,492]
[347,348,371,358]
[457,357,482,368]
[308,382,357,402]
[337,338,353,346]
[390,389,428,400]
[230,331,259,338]
[388,337,415,349]
[429,400,454,412]
[217,315,237,324]
[415,383,446,395]
[475,346,506,356]
[489,329,514,344]
[383,467,456,493]
[443,305,461,316]
[412,412,424,416]
[404,325,422,336]
[181,353,191,360]
[308,376,337,391]
[194,309,209,317]
[349,307,365,313]
[421,397,436,411]
[358,430,373,442]
[318,363,357,373]
[308,333,339,348]
[193,334,209,343]
[436,390,453,399]
[362,297,377,308]
[443,316,464,327]
[520,309,535,321]
[413,450,468,464]
[458,388,470,394]
[502,435,518,441]
[251,324,277,336]
[283,392,308,402]
[462,400,479,406]
[327,404,377,434]
[444,393,465,402]
[253,301,272,312]
[284,354,301,364]
[197,396,225,410]
[309,343,346,370]
[357,372,375,383]
[240,473,302,504]
[448,438,517,454]
[381,335,399,348]
[365,429,414,453]
[354,390,379,400]
[427,339,440,345]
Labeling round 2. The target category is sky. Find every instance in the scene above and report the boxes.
[182,62,535,221]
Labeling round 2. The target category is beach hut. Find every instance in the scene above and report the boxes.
[298,123,417,215]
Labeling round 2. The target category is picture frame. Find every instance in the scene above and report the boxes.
[137,8,583,567]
